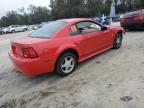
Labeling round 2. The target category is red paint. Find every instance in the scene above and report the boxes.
[120,9,144,29]
[9,18,125,76]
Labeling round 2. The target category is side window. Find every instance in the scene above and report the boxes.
[12,25,18,27]
[77,21,102,33]
[70,25,80,35]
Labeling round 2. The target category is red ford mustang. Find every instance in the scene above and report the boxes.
[9,18,125,76]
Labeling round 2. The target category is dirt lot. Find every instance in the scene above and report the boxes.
[0,26,144,108]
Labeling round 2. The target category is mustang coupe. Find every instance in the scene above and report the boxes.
[9,18,125,76]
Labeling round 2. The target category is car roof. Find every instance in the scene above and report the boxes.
[57,18,91,23]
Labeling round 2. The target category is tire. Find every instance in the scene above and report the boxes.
[12,30,15,33]
[23,28,27,32]
[55,52,77,76]
[113,33,123,49]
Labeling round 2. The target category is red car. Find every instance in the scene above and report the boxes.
[9,18,125,76]
[120,9,144,30]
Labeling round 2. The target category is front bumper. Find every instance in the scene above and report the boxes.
[9,53,54,76]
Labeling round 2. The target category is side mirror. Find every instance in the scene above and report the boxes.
[101,26,108,30]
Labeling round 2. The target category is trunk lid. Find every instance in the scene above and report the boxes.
[12,36,49,45]
[11,36,49,57]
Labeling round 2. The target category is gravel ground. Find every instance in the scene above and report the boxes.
[0,25,144,108]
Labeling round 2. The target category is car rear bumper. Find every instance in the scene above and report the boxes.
[9,53,54,76]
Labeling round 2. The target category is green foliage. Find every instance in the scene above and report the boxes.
[0,5,51,27]
[0,0,144,27]
[50,0,144,19]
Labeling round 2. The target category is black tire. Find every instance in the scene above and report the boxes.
[113,33,123,49]
[55,52,77,76]
[12,30,15,33]
[23,28,27,32]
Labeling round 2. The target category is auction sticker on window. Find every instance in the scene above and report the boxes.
[71,25,77,32]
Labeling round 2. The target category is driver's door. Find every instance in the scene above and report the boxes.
[76,21,112,54]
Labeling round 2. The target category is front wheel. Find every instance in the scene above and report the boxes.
[55,52,77,76]
[113,33,123,49]
[23,28,27,32]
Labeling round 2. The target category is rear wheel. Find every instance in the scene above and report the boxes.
[12,30,15,33]
[113,33,123,49]
[55,52,77,76]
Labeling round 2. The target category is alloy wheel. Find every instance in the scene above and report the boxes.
[61,56,75,74]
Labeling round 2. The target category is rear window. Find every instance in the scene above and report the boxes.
[29,21,67,38]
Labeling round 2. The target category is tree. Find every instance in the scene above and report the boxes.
[0,5,51,27]
[0,0,144,27]
[27,5,50,24]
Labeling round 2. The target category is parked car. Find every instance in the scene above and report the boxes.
[103,17,111,25]
[32,25,38,30]
[120,9,144,30]
[0,28,3,35]
[28,25,38,30]
[38,22,48,28]
[2,27,10,34]
[38,21,53,28]
[8,25,28,33]
[113,15,121,22]
[9,18,125,76]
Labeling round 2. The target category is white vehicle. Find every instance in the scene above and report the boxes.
[8,25,28,33]
[28,25,38,30]
[2,27,10,34]
[0,28,3,35]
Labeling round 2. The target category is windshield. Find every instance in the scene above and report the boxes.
[123,10,140,18]
[29,21,67,38]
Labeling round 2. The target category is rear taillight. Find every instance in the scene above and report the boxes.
[11,45,16,54]
[22,47,38,58]
[139,16,144,20]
